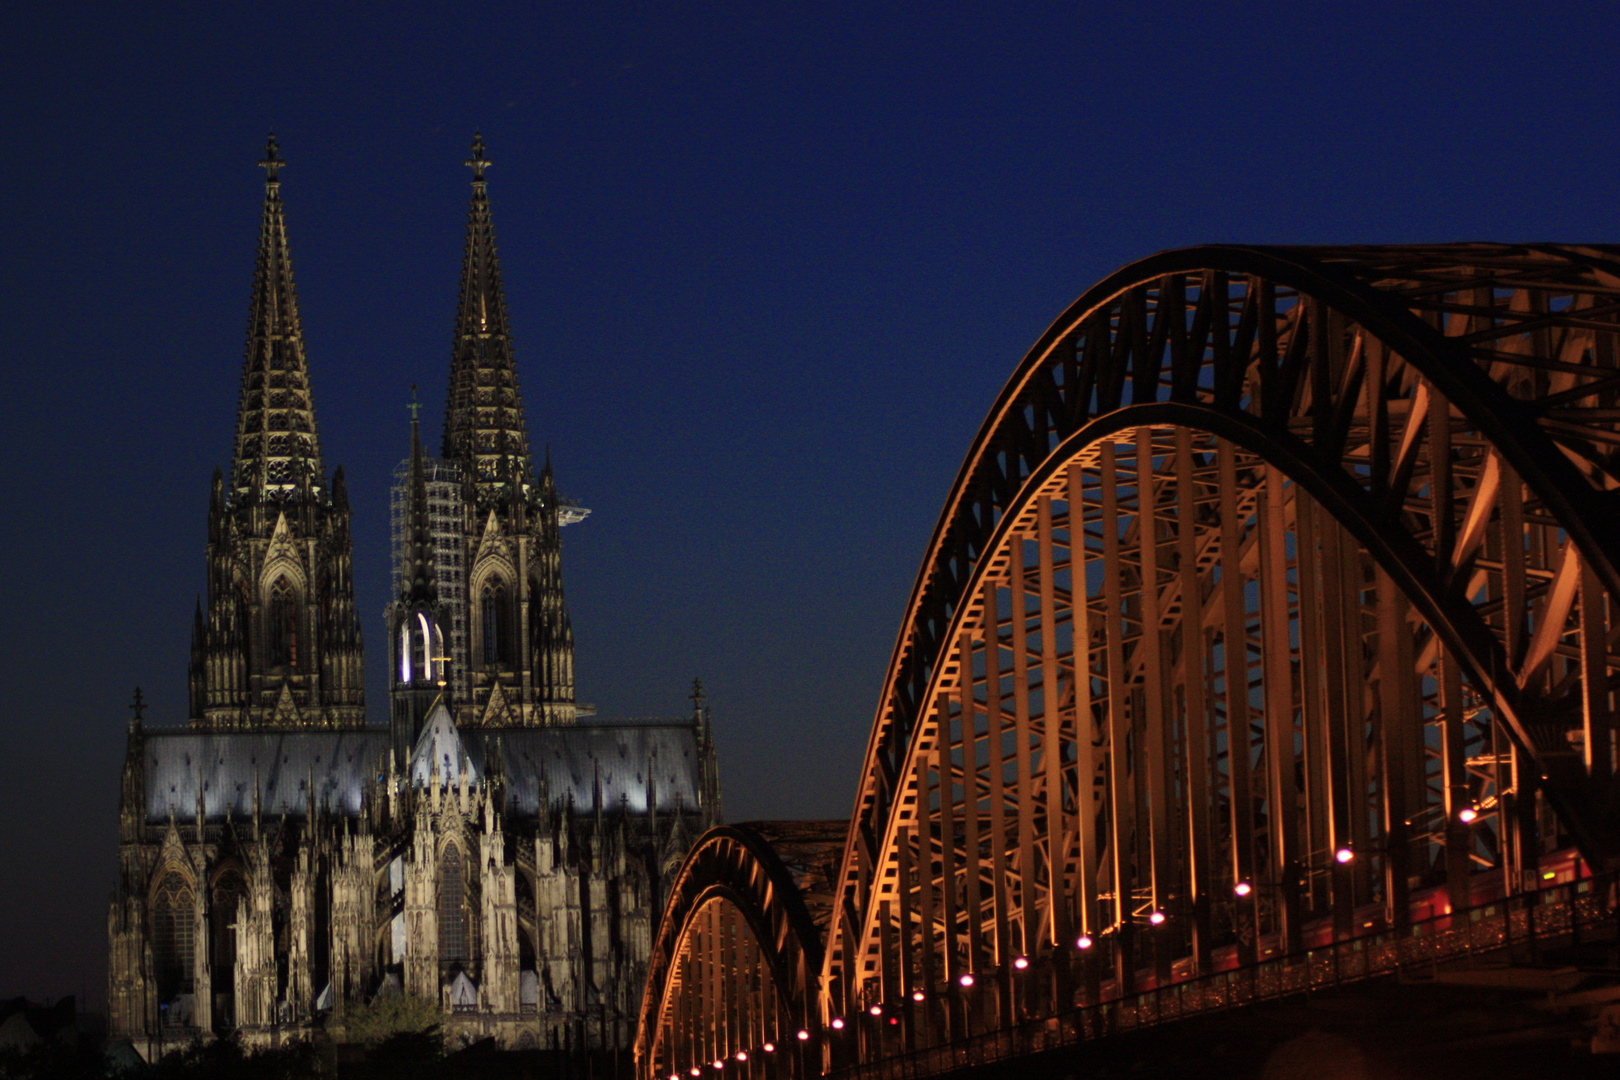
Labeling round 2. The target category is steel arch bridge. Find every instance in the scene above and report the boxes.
[639,244,1620,1080]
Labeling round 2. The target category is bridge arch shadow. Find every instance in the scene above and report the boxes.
[639,245,1620,1078]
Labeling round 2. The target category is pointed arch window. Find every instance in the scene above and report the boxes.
[151,872,196,1000]
[268,577,299,670]
[418,612,438,685]
[481,580,513,668]
[401,611,441,685]
[439,843,469,968]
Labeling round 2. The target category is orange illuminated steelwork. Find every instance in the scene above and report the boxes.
[638,245,1620,1079]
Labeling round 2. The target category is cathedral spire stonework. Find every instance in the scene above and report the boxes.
[388,392,451,753]
[530,451,576,715]
[188,136,365,730]
[233,134,324,505]
[437,135,578,727]
[442,132,532,510]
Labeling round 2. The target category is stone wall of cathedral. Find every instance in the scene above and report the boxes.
[108,728,712,1058]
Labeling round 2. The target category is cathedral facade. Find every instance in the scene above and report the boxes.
[108,136,721,1058]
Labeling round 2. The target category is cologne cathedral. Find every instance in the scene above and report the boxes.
[107,136,722,1058]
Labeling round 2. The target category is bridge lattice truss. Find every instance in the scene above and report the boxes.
[638,245,1620,1079]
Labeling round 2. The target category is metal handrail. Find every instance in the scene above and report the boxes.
[834,873,1618,1080]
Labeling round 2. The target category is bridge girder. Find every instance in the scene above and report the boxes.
[635,823,841,1080]
[641,244,1620,1077]
[824,243,1620,1064]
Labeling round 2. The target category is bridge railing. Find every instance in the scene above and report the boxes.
[832,873,1617,1080]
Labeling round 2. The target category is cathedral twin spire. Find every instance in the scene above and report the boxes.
[384,134,578,739]
[192,132,577,735]
[443,132,534,509]
[232,135,325,506]
[191,134,364,729]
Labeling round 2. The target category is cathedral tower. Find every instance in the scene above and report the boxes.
[387,399,451,755]
[438,133,578,728]
[188,136,366,729]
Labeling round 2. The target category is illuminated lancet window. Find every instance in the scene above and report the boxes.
[400,620,413,683]
[401,612,443,685]
[151,873,196,999]
[439,843,469,967]
[268,577,299,670]
[418,612,439,684]
[481,582,512,667]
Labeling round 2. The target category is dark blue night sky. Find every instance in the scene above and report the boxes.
[4,0,1618,1009]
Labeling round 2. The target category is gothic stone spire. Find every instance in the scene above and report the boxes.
[403,389,437,607]
[191,136,365,730]
[389,389,452,752]
[437,136,579,728]
[530,452,575,718]
[442,132,532,511]
[232,133,325,506]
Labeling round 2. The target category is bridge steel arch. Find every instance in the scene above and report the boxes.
[636,824,832,1080]
[814,244,1620,1068]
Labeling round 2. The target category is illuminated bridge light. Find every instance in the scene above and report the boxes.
[762,1042,775,1053]
[830,1017,845,1030]
[735,1051,748,1062]
[690,1069,701,1077]
[959,973,975,988]
[1148,911,1166,925]
[912,989,925,1002]
[713,1061,724,1070]
[1335,847,1355,864]
[796,1029,810,1041]
[1012,956,1029,970]
[1234,881,1252,897]
[869,1004,883,1016]
[1076,935,1093,950]
[1458,807,1479,824]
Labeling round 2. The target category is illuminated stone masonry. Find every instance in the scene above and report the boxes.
[109,135,723,1061]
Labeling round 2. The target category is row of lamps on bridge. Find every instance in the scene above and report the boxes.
[679,812,1500,1075]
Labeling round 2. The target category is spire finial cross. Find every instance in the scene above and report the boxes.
[465,131,491,183]
[408,384,421,423]
[259,133,283,185]
[129,686,146,727]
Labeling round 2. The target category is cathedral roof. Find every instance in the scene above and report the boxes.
[471,723,701,816]
[138,719,703,822]
[408,701,474,787]
[141,729,387,823]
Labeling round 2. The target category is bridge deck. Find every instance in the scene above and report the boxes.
[831,873,1618,1079]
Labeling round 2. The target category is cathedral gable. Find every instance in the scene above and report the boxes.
[260,512,307,593]
[271,683,303,726]
[152,822,196,890]
[471,510,514,583]
[480,682,516,728]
